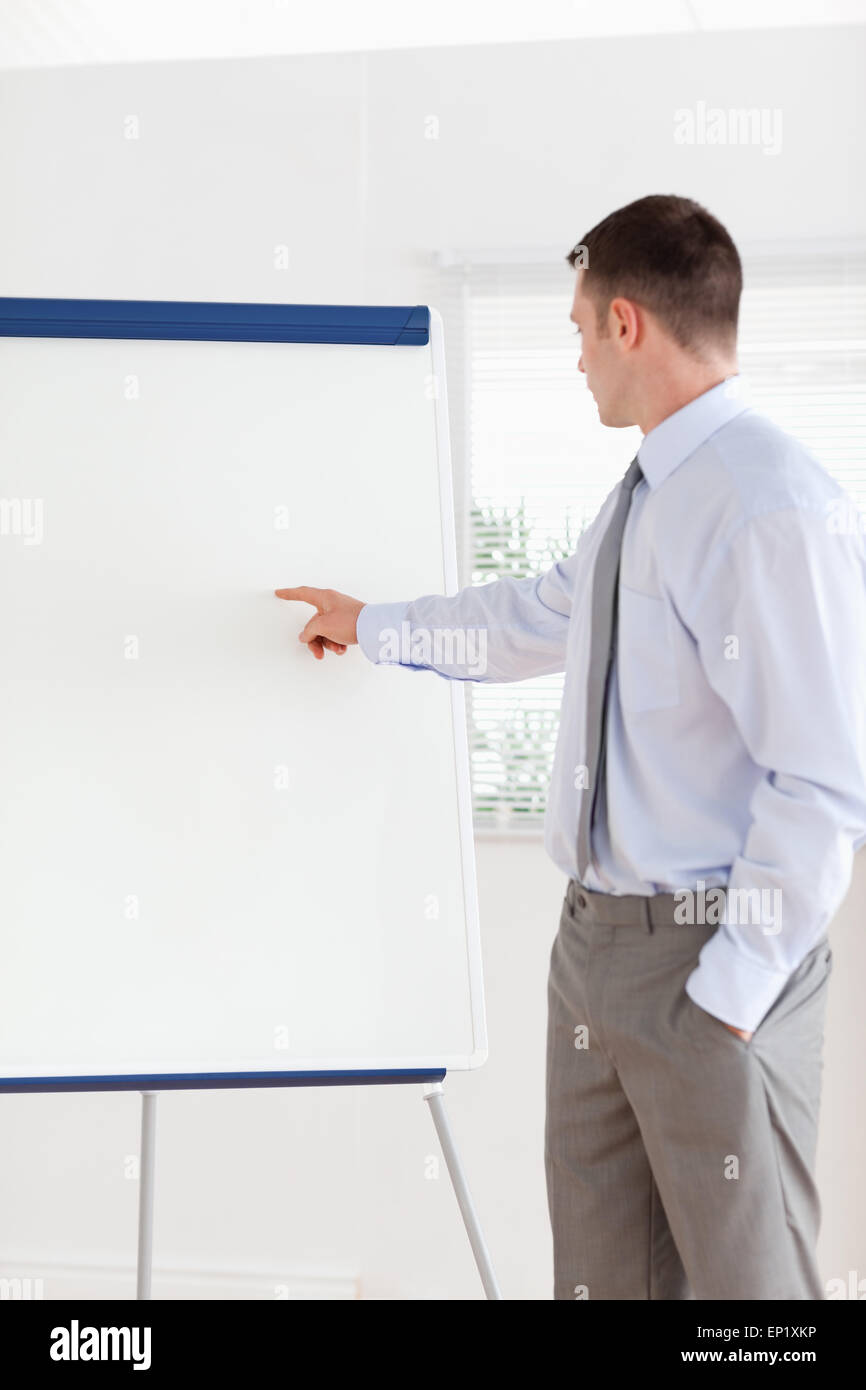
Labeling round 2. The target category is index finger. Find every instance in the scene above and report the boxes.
[274,586,325,606]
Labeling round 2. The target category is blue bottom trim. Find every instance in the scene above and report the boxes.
[0,1068,447,1094]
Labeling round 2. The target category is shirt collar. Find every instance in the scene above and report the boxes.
[637,375,750,491]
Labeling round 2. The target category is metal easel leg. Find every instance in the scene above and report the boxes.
[422,1081,502,1300]
[136,1091,158,1301]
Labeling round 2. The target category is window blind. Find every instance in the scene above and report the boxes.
[433,247,866,833]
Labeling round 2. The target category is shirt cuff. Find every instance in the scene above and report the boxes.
[685,928,792,1033]
[356,601,412,665]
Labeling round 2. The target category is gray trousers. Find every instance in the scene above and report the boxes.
[545,880,832,1300]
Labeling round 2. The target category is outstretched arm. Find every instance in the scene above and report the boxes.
[276,554,579,683]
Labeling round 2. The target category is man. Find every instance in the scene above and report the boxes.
[276,194,866,1300]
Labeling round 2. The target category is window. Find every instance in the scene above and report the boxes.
[433,246,866,833]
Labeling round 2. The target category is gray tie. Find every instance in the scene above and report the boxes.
[576,454,644,881]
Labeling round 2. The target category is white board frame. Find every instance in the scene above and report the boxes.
[0,296,487,1093]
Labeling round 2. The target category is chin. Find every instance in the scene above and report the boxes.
[597,403,629,429]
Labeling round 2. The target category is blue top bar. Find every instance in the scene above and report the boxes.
[0,296,430,346]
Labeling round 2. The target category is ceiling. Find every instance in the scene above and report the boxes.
[0,0,862,70]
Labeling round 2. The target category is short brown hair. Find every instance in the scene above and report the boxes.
[567,195,741,353]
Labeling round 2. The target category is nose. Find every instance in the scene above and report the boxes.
[578,354,585,375]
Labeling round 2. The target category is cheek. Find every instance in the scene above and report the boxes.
[583,341,612,380]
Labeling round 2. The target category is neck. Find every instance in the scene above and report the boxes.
[635,356,739,435]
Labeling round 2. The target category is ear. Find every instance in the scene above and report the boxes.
[608,297,641,349]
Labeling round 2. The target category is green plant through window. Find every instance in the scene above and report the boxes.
[469,499,587,828]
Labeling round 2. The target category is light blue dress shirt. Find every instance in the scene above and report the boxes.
[357,378,866,1031]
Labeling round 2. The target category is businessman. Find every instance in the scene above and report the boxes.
[276,195,866,1300]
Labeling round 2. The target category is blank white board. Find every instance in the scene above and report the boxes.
[0,299,486,1089]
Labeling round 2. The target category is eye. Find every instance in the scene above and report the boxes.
[572,327,582,336]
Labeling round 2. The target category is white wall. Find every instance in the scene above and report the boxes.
[0,25,864,1299]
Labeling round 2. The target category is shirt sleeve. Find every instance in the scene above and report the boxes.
[682,504,866,1033]
[355,555,579,683]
